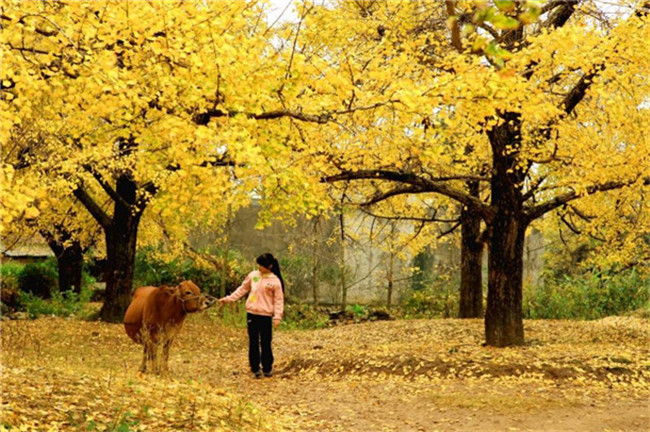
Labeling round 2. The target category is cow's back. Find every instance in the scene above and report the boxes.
[124,286,158,343]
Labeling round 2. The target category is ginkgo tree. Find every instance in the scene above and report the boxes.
[0,0,399,321]
[300,0,650,346]
[286,0,492,318]
[2,111,105,293]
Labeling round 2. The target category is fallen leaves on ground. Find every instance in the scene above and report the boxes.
[1,315,649,432]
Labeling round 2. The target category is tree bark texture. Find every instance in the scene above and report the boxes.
[459,204,484,317]
[46,236,83,294]
[99,175,142,323]
[485,112,527,346]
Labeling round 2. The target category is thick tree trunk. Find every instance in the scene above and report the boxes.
[485,111,527,346]
[46,237,84,294]
[100,176,142,323]
[485,211,526,346]
[101,227,138,322]
[58,242,83,294]
[459,182,484,318]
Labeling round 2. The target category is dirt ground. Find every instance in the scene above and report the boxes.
[2,315,649,432]
[192,316,650,432]
[234,376,649,432]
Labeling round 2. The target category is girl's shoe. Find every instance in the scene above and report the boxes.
[263,371,272,378]
[253,371,262,379]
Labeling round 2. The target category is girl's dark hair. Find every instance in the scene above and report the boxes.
[256,253,284,292]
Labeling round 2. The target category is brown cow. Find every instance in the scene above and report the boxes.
[123,280,215,374]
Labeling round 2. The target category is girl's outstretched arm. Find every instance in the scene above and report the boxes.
[219,274,252,303]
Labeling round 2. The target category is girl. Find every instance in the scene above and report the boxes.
[219,253,284,378]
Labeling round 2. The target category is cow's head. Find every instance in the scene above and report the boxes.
[175,280,214,313]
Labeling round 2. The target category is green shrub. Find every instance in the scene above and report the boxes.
[216,301,248,328]
[524,268,650,320]
[133,247,246,297]
[399,272,459,318]
[1,262,23,313]
[281,303,330,330]
[18,259,59,299]
[2,258,97,318]
[19,284,96,319]
[1,261,23,286]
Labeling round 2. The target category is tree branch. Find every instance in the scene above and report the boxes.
[542,1,580,29]
[361,185,430,207]
[82,164,132,210]
[324,169,494,222]
[192,101,397,126]
[359,207,458,224]
[445,1,462,53]
[525,176,650,221]
[555,1,648,117]
[72,184,111,230]
[438,220,462,238]
[560,64,604,116]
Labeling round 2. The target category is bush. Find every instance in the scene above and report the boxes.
[17,259,59,299]
[282,303,330,330]
[2,258,98,318]
[399,272,459,318]
[133,248,246,297]
[18,288,94,319]
[1,262,23,313]
[524,268,650,320]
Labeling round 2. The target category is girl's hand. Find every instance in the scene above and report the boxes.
[218,298,229,304]
[273,320,280,329]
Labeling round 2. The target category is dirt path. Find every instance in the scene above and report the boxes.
[2,316,649,432]
[221,366,649,432]
[200,318,650,432]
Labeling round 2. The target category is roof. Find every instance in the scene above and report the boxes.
[1,240,54,258]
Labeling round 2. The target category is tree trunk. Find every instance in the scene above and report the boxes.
[311,217,321,305]
[485,112,526,346]
[459,182,484,318]
[386,251,394,310]
[220,204,233,298]
[100,176,142,322]
[46,236,84,294]
[485,211,526,346]
[58,242,83,294]
[339,211,348,310]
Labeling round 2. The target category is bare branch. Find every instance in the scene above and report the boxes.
[525,176,650,221]
[324,169,493,222]
[82,164,131,210]
[445,1,462,53]
[542,1,580,29]
[360,185,428,207]
[438,220,462,238]
[72,184,111,230]
[359,206,458,224]
[192,101,397,126]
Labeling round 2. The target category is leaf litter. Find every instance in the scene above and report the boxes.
[2,315,649,431]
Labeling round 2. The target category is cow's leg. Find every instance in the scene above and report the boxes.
[161,338,174,375]
[141,340,157,374]
[139,346,147,373]
[140,342,152,373]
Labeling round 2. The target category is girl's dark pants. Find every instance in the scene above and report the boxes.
[247,313,273,373]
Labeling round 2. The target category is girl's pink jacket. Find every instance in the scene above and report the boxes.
[222,270,284,322]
